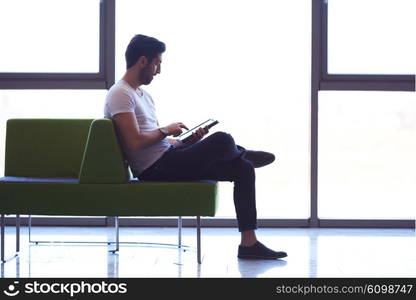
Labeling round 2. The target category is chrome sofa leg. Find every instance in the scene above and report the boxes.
[108,216,119,254]
[1,214,19,263]
[115,216,119,252]
[1,214,4,263]
[178,216,182,248]
[196,216,201,264]
[16,215,20,252]
[28,215,33,244]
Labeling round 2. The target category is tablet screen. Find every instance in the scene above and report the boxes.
[178,119,218,139]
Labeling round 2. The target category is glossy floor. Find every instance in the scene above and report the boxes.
[1,227,415,277]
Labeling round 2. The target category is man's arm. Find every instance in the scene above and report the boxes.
[112,112,188,151]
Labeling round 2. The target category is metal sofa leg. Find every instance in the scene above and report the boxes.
[115,216,119,252]
[108,216,119,254]
[16,215,20,253]
[28,215,35,244]
[196,216,201,264]
[1,214,19,263]
[1,214,4,263]
[178,216,182,248]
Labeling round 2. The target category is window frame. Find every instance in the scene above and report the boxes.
[0,0,115,89]
[310,0,415,228]
[1,0,414,228]
[318,0,415,92]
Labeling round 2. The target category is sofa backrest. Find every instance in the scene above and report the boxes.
[5,118,129,183]
[5,119,93,177]
[79,118,129,184]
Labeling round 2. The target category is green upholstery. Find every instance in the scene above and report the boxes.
[0,118,218,217]
[5,119,93,177]
[79,119,129,184]
[0,180,217,216]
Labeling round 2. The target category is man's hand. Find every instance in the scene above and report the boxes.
[161,122,189,137]
[113,113,189,151]
[181,126,209,147]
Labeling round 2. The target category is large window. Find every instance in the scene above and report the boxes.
[316,0,415,92]
[312,0,415,226]
[319,91,416,219]
[0,0,114,89]
[328,0,415,75]
[116,0,312,218]
[0,0,414,227]
[0,0,99,73]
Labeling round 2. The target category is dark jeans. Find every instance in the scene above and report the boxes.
[138,132,258,232]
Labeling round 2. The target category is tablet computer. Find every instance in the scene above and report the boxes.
[179,119,219,143]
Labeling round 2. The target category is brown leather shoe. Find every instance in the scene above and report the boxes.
[243,150,275,168]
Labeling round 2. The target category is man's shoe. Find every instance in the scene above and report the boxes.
[243,150,275,168]
[238,241,287,260]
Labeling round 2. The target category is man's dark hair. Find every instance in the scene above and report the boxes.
[125,34,166,69]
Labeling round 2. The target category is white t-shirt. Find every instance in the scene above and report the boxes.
[104,80,171,176]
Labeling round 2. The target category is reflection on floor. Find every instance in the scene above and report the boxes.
[1,227,415,277]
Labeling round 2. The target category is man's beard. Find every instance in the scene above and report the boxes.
[139,75,153,85]
[138,71,153,85]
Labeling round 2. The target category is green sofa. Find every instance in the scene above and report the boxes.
[0,118,218,263]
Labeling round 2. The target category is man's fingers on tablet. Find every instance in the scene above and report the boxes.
[190,132,199,142]
[176,122,188,130]
[198,128,205,138]
[181,123,189,130]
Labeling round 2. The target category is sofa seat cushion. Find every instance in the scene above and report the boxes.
[0,177,218,217]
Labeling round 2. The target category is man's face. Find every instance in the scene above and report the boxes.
[139,53,162,85]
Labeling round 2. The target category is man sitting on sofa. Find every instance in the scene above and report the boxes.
[104,34,287,260]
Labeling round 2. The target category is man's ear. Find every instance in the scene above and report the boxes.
[137,56,148,68]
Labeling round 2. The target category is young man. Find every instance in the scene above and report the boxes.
[104,34,287,260]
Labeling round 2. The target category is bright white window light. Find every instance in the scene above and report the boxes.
[328,0,415,75]
[0,0,100,73]
[116,0,312,218]
[319,91,416,219]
